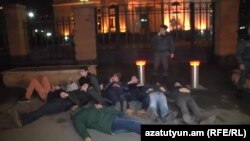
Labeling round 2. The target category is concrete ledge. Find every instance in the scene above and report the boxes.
[1,65,96,87]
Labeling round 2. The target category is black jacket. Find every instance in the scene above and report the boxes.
[236,38,250,64]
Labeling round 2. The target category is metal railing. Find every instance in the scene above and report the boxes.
[96,1,214,49]
[0,9,8,52]
[25,17,75,61]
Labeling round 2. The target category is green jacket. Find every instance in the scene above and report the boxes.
[72,106,121,139]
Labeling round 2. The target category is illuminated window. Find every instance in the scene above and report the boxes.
[109,6,117,32]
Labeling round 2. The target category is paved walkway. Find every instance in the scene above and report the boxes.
[0,63,250,141]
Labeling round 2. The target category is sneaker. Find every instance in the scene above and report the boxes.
[8,109,22,128]
[153,117,159,122]
[199,115,217,125]
[147,108,159,122]
[161,118,167,123]
[18,97,30,103]
[183,114,197,125]
[164,111,178,121]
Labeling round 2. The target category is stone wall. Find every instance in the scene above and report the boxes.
[1,65,96,87]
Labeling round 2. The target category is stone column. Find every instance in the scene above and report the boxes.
[214,0,239,64]
[4,4,29,60]
[73,6,97,62]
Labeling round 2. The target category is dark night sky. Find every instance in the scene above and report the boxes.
[1,0,53,15]
[1,0,249,23]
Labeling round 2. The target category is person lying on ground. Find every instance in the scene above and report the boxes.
[10,78,103,127]
[146,82,177,123]
[172,82,217,124]
[71,104,141,141]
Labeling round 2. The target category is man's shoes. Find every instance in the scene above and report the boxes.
[183,114,197,125]
[163,111,178,122]
[161,118,167,123]
[18,97,30,103]
[147,108,159,122]
[199,115,217,125]
[153,117,159,122]
[8,109,22,128]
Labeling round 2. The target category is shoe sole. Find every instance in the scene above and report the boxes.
[12,110,22,128]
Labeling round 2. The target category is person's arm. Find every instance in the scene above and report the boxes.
[73,118,91,140]
[89,75,102,95]
[103,82,113,92]
[87,87,105,104]
[236,41,246,66]
[69,91,91,106]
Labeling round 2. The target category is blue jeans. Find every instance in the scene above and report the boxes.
[111,114,141,134]
[148,91,169,119]
[20,98,73,125]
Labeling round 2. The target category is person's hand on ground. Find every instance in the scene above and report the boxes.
[71,105,79,111]
[95,104,103,109]
[60,92,69,98]
[84,137,92,141]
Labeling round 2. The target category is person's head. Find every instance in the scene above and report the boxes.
[159,24,168,34]
[78,77,89,86]
[111,72,122,82]
[174,82,182,88]
[79,66,88,77]
[131,75,139,83]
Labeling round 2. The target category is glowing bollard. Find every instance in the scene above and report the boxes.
[190,61,200,89]
[136,60,146,85]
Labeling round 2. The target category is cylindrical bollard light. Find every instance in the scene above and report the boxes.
[136,60,146,85]
[190,61,200,89]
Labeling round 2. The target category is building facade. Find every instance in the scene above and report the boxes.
[53,0,213,36]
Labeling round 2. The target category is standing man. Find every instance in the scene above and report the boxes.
[236,24,250,97]
[152,24,175,76]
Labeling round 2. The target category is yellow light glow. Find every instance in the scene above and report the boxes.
[64,31,69,36]
[198,23,206,30]
[136,60,146,66]
[190,61,200,66]
[120,28,126,32]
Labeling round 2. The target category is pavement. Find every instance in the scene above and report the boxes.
[0,62,250,141]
